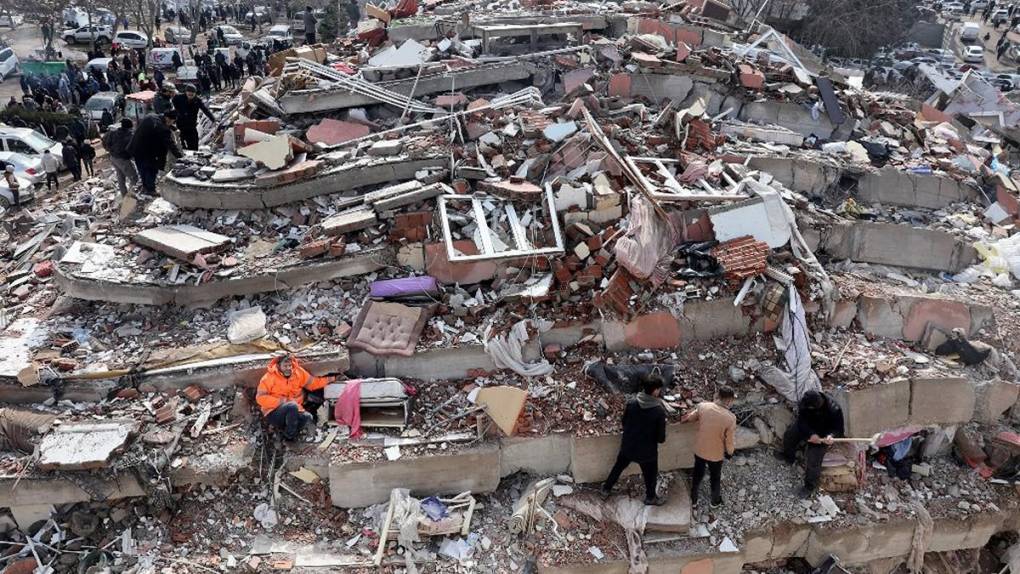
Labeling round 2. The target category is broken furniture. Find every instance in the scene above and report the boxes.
[374,488,477,566]
[325,378,411,430]
[437,190,565,262]
[347,301,436,357]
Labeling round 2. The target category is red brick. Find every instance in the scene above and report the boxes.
[737,64,765,90]
[299,239,331,259]
[234,119,280,140]
[563,67,596,94]
[608,73,631,98]
[155,404,176,424]
[585,235,603,251]
[624,312,682,349]
[329,240,348,257]
[255,159,321,186]
[116,387,140,400]
[306,119,371,146]
[435,93,468,108]
[425,241,498,285]
[676,41,691,62]
[182,384,206,403]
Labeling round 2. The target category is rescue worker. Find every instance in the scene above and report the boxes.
[600,376,667,505]
[256,355,332,441]
[682,386,737,507]
[171,83,215,151]
[779,390,845,498]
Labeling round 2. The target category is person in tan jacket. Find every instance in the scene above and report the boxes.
[681,387,737,507]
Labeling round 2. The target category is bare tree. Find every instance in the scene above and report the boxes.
[795,0,919,58]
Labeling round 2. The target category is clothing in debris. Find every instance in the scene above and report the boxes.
[782,390,845,493]
[602,392,666,501]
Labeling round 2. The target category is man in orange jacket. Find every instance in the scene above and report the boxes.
[257,355,332,441]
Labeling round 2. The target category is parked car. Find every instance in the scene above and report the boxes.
[112,30,149,50]
[83,91,124,126]
[0,151,44,184]
[0,127,63,170]
[0,174,35,209]
[62,25,113,45]
[164,25,192,44]
[943,1,965,14]
[972,0,990,9]
[960,21,981,42]
[213,25,244,46]
[0,47,18,81]
[245,6,273,23]
[0,14,23,27]
[263,24,293,49]
[964,44,986,63]
[84,57,112,75]
[992,8,1010,24]
[149,47,185,69]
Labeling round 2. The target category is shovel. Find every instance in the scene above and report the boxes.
[827,432,882,446]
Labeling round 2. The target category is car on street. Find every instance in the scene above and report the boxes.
[961,21,981,42]
[0,127,63,172]
[0,151,44,184]
[0,14,23,27]
[164,25,193,44]
[263,24,293,49]
[84,57,112,75]
[964,44,986,63]
[0,174,36,209]
[149,47,185,69]
[213,25,245,46]
[245,6,273,23]
[83,91,124,126]
[943,2,965,15]
[112,30,149,50]
[62,25,113,45]
[992,8,1011,24]
[0,47,19,81]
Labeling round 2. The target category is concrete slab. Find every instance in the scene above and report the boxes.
[909,377,975,425]
[645,480,691,534]
[133,225,231,262]
[238,135,293,170]
[321,207,378,236]
[328,446,501,507]
[500,433,573,477]
[306,119,371,146]
[856,167,980,209]
[835,380,910,437]
[38,420,137,471]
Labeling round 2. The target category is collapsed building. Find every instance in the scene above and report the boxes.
[2,2,1020,573]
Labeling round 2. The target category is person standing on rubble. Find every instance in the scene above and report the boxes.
[682,386,737,507]
[257,355,333,441]
[600,376,668,506]
[41,149,60,190]
[102,118,139,196]
[778,390,845,499]
[303,6,317,45]
[171,84,215,151]
[129,110,182,195]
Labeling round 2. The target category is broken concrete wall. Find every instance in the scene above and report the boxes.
[603,298,759,351]
[570,423,696,483]
[973,379,1020,424]
[815,222,977,273]
[350,345,497,381]
[738,101,842,139]
[853,293,995,343]
[855,167,980,209]
[836,376,978,436]
[387,14,609,42]
[55,247,393,306]
[746,156,841,197]
[162,157,447,209]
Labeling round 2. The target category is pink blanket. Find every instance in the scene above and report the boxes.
[334,379,363,438]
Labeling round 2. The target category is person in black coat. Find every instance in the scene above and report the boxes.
[61,138,81,181]
[780,390,845,498]
[130,110,182,195]
[171,83,215,150]
[600,376,668,505]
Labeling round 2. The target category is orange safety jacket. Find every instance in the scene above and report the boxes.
[256,356,329,416]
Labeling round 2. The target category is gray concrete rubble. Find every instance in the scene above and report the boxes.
[2,2,1020,573]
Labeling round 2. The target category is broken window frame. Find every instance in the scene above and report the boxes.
[436,186,565,262]
[629,156,749,202]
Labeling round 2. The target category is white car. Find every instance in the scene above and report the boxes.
[85,57,112,74]
[0,152,43,184]
[992,8,1010,24]
[964,44,985,63]
[213,25,244,46]
[0,174,35,209]
[266,24,292,43]
[0,14,23,27]
[113,30,149,50]
[0,47,18,81]
[62,24,113,44]
[0,128,64,170]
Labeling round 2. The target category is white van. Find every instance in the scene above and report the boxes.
[961,22,981,42]
[149,46,184,70]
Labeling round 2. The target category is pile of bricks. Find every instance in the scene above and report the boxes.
[711,235,769,285]
[299,237,347,259]
[182,384,207,403]
[390,211,433,243]
[595,267,638,316]
[553,223,617,296]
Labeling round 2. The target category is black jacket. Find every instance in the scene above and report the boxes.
[61,144,79,167]
[130,114,182,167]
[794,392,845,439]
[170,93,214,129]
[154,93,173,114]
[102,126,134,159]
[620,396,667,462]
